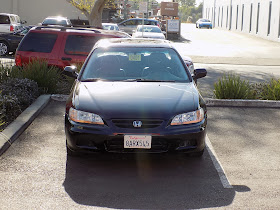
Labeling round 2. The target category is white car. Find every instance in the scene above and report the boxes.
[132,25,166,39]
[0,13,25,33]
[102,23,120,31]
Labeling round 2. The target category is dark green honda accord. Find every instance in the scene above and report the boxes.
[64,38,207,156]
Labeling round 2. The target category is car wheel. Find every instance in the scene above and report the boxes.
[187,149,204,157]
[0,41,9,56]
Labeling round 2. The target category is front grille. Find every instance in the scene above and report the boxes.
[112,119,164,129]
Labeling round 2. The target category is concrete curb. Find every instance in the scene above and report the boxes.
[0,95,51,156]
[205,98,280,108]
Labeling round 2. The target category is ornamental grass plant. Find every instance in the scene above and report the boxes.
[10,59,62,94]
[260,78,280,100]
[213,73,255,99]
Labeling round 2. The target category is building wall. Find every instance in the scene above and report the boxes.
[0,0,86,25]
[203,0,280,42]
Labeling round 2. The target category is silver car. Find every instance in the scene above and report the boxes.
[132,25,166,39]
[118,18,160,35]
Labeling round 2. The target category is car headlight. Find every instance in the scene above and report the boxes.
[69,108,104,125]
[171,108,204,125]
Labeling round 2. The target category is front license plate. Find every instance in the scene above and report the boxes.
[124,135,152,149]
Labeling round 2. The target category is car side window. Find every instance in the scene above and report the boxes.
[0,15,10,24]
[65,35,102,56]
[125,20,136,25]
[18,32,58,53]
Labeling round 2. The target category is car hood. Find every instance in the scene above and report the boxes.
[133,32,165,39]
[72,82,199,119]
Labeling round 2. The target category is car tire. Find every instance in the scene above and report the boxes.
[187,149,204,157]
[0,41,9,56]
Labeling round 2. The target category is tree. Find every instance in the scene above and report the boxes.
[178,0,195,7]
[67,0,112,28]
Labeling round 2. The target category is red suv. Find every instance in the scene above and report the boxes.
[15,26,130,69]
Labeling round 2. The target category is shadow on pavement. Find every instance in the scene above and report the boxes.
[171,36,191,43]
[63,150,249,209]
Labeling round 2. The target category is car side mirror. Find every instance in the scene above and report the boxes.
[64,66,78,78]
[192,68,207,84]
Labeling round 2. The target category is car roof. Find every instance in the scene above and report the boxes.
[28,26,130,37]
[44,16,69,20]
[102,23,118,26]
[119,18,158,23]
[94,38,173,49]
[137,25,159,28]
[0,13,19,17]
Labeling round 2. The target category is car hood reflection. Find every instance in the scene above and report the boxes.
[73,82,198,119]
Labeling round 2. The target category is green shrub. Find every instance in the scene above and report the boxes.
[214,74,255,99]
[10,60,62,94]
[260,78,280,100]
[0,78,39,126]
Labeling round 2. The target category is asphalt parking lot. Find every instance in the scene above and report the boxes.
[1,23,280,209]
[0,99,280,209]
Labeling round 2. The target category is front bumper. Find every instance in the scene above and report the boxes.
[65,115,207,154]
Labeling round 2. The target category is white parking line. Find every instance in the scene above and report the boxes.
[206,135,233,189]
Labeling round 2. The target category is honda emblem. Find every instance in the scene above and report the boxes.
[133,121,142,128]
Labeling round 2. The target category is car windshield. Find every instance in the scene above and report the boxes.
[103,24,119,31]
[81,47,190,82]
[137,26,161,33]
[201,19,211,22]
[42,19,67,25]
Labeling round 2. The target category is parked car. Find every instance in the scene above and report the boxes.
[118,18,160,35]
[196,19,212,29]
[0,26,32,56]
[64,38,207,157]
[0,13,26,33]
[15,26,131,69]
[132,25,166,39]
[102,23,120,31]
[41,16,72,27]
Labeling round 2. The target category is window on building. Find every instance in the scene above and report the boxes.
[229,5,233,30]
[218,7,220,27]
[250,3,253,32]
[226,6,229,28]
[279,10,280,37]
[256,3,260,34]
[221,7,223,27]
[241,4,244,31]
[236,5,239,30]
[212,7,214,24]
[268,1,272,35]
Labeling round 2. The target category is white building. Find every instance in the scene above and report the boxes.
[0,0,86,25]
[203,0,280,42]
